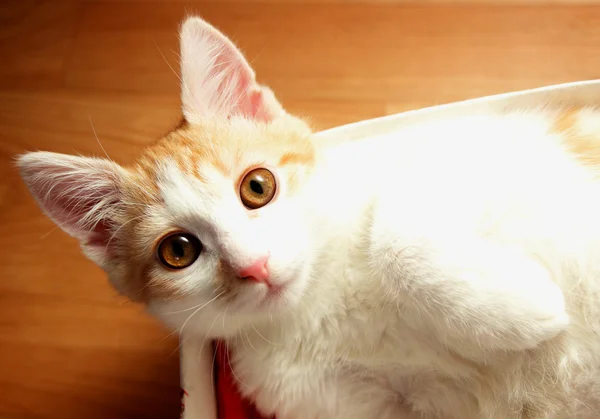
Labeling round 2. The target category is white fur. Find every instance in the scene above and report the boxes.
[147,107,600,419]
[17,16,600,419]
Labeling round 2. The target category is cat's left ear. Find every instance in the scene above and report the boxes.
[179,16,285,123]
[16,151,129,266]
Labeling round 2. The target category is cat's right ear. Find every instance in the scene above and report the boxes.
[179,16,285,124]
[16,151,128,263]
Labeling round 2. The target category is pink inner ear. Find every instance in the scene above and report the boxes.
[248,88,278,122]
[86,220,115,251]
[180,18,283,122]
[18,152,128,260]
[205,30,271,121]
[43,182,118,251]
[22,163,120,255]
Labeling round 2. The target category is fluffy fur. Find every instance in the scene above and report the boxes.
[16,16,600,419]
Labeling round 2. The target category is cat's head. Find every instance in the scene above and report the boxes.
[17,17,318,337]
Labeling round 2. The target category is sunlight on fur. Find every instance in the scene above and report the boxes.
[16,15,600,419]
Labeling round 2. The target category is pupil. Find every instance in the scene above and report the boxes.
[172,239,186,258]
[250,180,264,195]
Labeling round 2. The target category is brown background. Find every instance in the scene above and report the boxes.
[2,1,600,418]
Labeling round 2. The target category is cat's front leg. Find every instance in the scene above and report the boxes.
[369,218,569,354]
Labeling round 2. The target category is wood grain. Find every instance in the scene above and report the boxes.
[2,1,600,418]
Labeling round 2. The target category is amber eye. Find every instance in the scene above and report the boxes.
[156,233,202,269]
[239,168,277,209]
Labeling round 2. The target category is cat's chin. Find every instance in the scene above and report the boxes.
[258,282,290,307]
[222,284,298,323]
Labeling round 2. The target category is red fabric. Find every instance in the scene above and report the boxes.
[214,341,270,419]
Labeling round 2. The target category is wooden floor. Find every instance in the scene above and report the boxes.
[3,1,600,418]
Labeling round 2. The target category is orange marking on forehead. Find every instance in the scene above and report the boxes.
[137,116,317,187]
[137,127,231,182]
[278,151,315,167]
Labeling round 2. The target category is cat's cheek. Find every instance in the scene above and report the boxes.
[146,297,219,336]
[267,226,314,299]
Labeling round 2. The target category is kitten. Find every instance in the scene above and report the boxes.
[17,16,600,419]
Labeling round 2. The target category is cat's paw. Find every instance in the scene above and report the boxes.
[467,251,569,351]
[370,226,570,356]
[497,264,568,350]
[521,306,570,348]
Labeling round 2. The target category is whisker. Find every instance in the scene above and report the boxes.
[40,226,59,240]
[168,334,188,359]
[218,304,251,387]
[105,215,146,250]
[251,324,280,347]
[164,287,224,314]
[201,315,219,354]
[154,40,181,82]
[248,48,265,67]
[283,299,295,318]
[227,340,249,389]
[119,201,153,210]
[221,302,229,334]
[179,291,225,335]
[211,340,219,398]
[159,328,180,344]
[87,112,112,161]
[244,328,257,353]
[239,327,249,352]
[161,291,224,343]
[289,291,311,316]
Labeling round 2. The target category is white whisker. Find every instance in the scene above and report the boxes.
[160,291,224,344]
[244,328,257,353]
[40,226,59,240]
[168,335,187,359]
[201,316,219,354]
[179,291,225,335]
[210,340,219,397]
[252,324,280,347]
[164,287,224,315]
[222,302,229,333]
[154,40,181,82]
[105,214,146,250]
[227,339,249,389]
[87,112,111,161]
[239,327,249,352]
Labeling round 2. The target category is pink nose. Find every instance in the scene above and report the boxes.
[237,256,270,283]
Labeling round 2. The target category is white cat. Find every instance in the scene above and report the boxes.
[17,16,600,419]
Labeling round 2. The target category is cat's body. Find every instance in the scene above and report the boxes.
[158,108,600,419]
[245,110,600,419]
[16,17,600,419]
